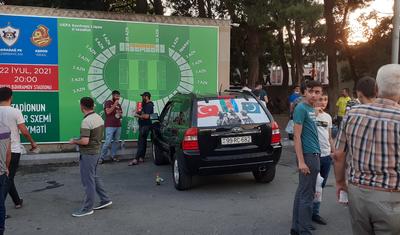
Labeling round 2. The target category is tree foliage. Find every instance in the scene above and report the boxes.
[1,0,390,112]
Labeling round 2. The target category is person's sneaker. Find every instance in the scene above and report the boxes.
[309,224,316,230]
[72,209,94,217]
[312,214,327,225]
[15,199,23,209]
[93,201,112,210]
[98,158,104,164]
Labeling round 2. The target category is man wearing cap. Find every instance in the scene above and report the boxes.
[129,92,154,165]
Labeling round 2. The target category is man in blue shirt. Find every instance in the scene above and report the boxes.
[291,80,322,235]
[253,81,268,103]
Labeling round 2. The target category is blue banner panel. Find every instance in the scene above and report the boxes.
[0,15,58,64]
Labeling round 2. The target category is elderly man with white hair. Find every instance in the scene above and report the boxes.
[334,64,400,235]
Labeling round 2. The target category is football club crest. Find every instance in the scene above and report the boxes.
[0,23,20,47]
[31,25,52,47]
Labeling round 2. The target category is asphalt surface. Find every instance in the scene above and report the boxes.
[6,143,352,235]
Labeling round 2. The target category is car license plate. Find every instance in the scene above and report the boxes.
[221,136,252,145]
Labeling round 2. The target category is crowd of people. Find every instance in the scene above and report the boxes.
[290,64,400,235]
[0,64,399,234]
[0,87,155,230]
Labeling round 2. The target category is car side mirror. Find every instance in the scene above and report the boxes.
[150,113,159,120]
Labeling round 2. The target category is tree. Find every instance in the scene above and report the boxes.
[324,0,339,113]
[135,0,148,13]
[349,17,392,78]
[323,0,373,112]
[152,0,163,15]
[2,0,109,10]
[285,1,324,85]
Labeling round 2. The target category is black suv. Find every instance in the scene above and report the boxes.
[151,91,282,190]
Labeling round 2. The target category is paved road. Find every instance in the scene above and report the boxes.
[6,144,352,235]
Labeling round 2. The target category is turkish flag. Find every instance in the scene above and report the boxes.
[197,105,219,118]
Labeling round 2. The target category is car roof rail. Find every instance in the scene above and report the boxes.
[223,89,256,100]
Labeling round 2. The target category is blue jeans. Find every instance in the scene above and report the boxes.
[292,153,321,235]
[0,174,7,235]
[312,155,332,216]
[100,127,121,160]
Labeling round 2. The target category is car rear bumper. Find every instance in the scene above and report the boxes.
[182,145,282,175]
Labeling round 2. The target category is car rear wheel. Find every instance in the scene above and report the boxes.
[252,165,276,183]
[152,143,168,165]
[172,155,192,190]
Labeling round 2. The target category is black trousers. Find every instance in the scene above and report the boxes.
[4,153,22,205]
[136,125,151,160]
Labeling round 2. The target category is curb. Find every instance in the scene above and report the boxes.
[20,147,140,166]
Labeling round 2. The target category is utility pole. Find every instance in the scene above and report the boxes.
[392,0,400,63]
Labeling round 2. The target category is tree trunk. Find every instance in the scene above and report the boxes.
[294,20,303,85]
[197,0,207,18]
[324,0,339,114]
[135,0,148,14]
[286,22,297,85]
[206,0,212,18]
[278,29,290,88]
[278,28,290,109]
[345,45,359,86]
[153,0,163,15]
[246,26,261,88]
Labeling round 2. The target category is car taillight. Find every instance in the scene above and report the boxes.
[182,127,199,151]
[271,121,281,144]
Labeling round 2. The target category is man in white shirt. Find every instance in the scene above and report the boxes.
[312,92,335,226]
[0,87,37,209]
[0,124,11,235]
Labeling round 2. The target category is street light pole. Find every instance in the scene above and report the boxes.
[392,0,400,63]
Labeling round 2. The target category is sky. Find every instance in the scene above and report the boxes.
[348,0,393,43]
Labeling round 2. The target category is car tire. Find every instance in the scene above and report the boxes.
[252,165,276,183]
[152,143,168,165]
[172,154,192,190]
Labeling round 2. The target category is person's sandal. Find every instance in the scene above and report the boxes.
[138,158,144,163]
[128,159,138,166]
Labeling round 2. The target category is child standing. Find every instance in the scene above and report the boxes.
[291,81,322,235]
[312,91,335,226]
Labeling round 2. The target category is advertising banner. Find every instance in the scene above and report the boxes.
[0,14,218,142]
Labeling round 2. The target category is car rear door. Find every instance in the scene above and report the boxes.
[195,96,273,157]
[155,102,173,153]
[167,98,192,150]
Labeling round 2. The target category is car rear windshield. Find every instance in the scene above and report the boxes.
[196,97,270,127]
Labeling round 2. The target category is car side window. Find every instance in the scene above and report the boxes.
[160,102,173,125]
[169,101,190,127]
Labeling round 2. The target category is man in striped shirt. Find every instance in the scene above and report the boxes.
[334,64,400,235]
